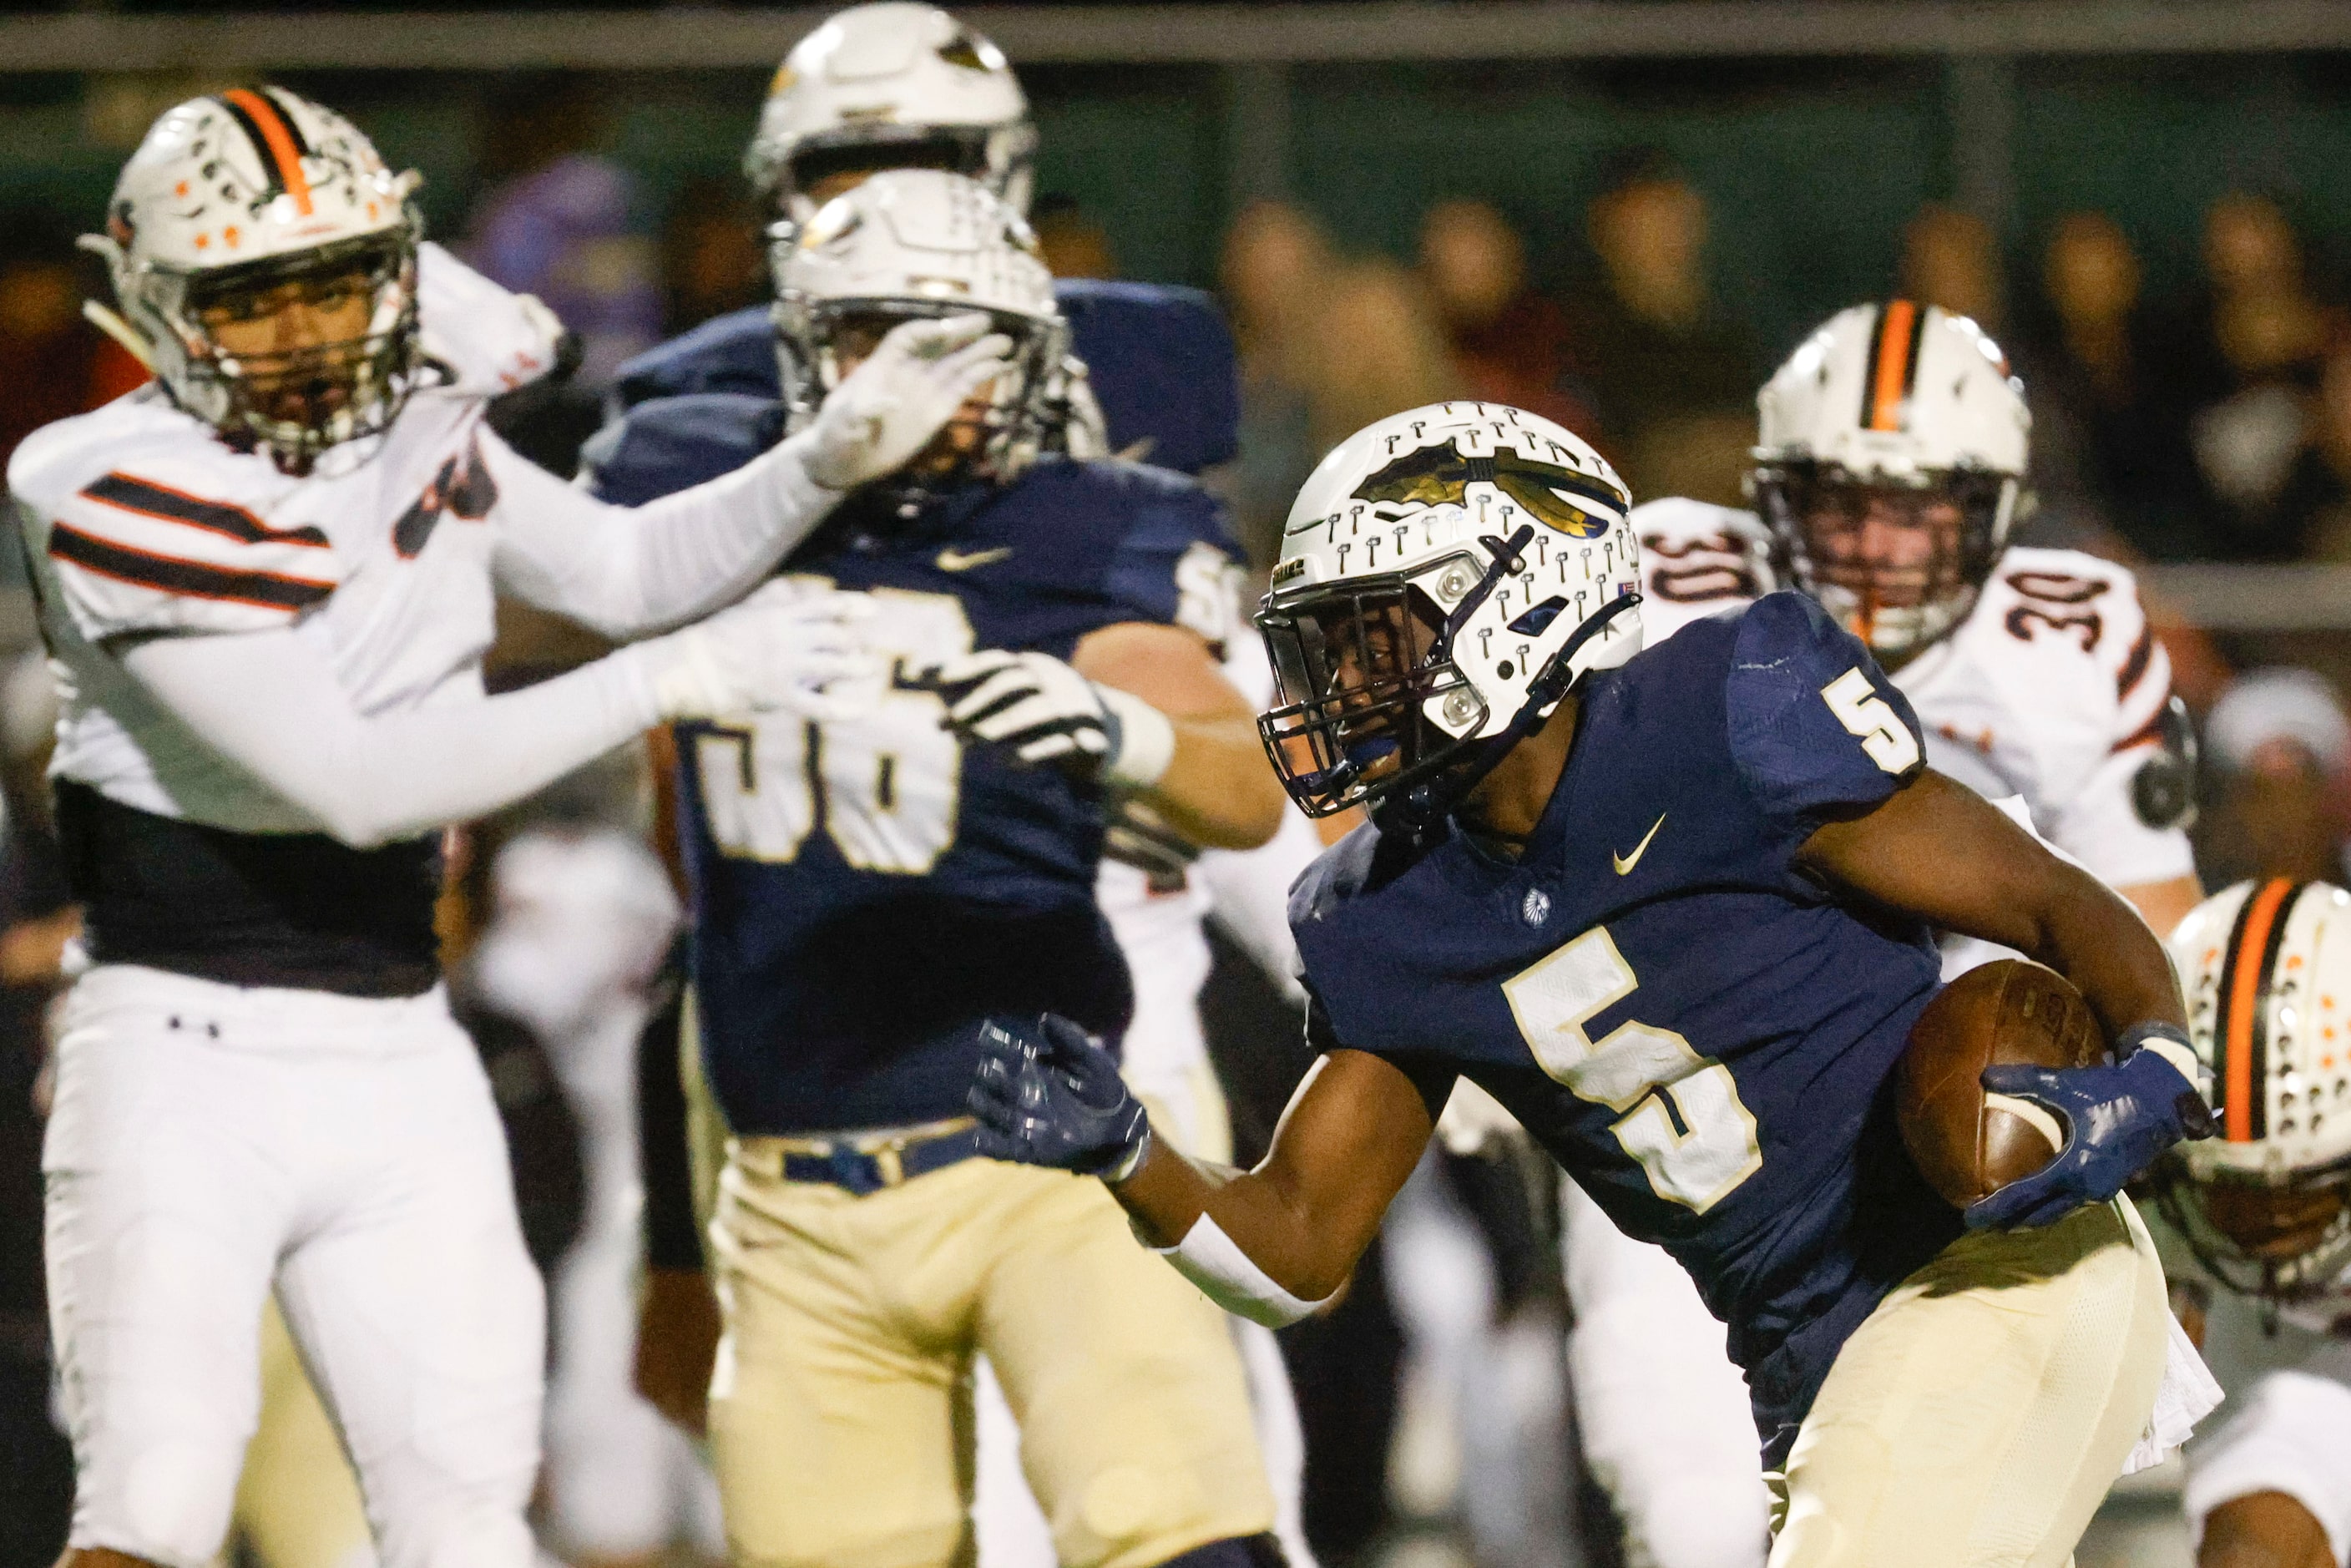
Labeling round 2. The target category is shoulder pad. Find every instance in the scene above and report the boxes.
[1727,591,1924,822]
[1287,822,1383,933]
[581,392,786,507]
[1633,496,1774,643]
[1055,280,1238,475]
[610,307,779,411]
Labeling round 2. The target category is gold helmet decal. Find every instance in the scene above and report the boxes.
[1351,441,1626,539]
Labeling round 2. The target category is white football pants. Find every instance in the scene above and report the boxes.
[43,964,544,1568]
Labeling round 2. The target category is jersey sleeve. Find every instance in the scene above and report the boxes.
[413,242,566,399]
[31,464,341,643]
[1099,468,1246,650]
[1631,496,1773,646]
[1303,985,1457,1119]
[2041,572,2197,886]
[1725,591,1925,832]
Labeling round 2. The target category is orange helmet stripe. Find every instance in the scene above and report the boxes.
[223,89,313,217]
[1867,298,1919,432]
[2221,878,2296,1141]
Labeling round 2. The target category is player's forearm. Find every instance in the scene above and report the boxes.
[1139,711,1287,850]
[492,429,839,639]
[1111,1135,1364,1314]
[2015,861,2188,1042]
[124,628,664,848]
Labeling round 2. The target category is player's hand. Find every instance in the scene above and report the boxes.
[799,313,1013,491]
[968,1013,1151,1181]
[635,1266,721,1437]
[642,580,881,721]
[919,649,1175,789]
[1964,1034,2215,1231]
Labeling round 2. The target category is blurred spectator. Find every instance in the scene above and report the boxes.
[2016,212,2207,559]
[1899,204,2005,334]
[2178,193,2338,559]
[2197,667,2351,886]
[1303,258,1465,458]
[0,210,146,472]
[1033,194,1117,281]
[463,73,661,387]
[1221,200,1335,566]
[1418,198,1592,435]
[660,177,766,336]
[1568,149,1757,506]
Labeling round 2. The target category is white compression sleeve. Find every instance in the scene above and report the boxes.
[1155,1212,1332,1329]
[123,621,664,848]
[485,424,837,640]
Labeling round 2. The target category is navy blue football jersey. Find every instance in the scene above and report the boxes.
[1292,591,1962,1464]
[590,394,1240,1136]
[606,279,1239,476]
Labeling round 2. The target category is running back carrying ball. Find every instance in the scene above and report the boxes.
[1899,959,2103,1208]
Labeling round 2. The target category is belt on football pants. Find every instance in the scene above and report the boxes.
[732,1116,983,1196]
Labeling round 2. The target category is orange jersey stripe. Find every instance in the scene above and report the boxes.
[225,89,313,216]
[1868,299,1917,432]
[2222,878,2293,1141]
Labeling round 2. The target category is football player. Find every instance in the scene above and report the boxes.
[1565,301,2207,1565]
[16,87,1005,1568]
[969,399,2223,1568]
[2160,880,2351,1568]
[611,8,1315,1561]
[586,169,1287,1568]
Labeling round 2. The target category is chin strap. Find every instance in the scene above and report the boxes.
[1373,588,1641,847]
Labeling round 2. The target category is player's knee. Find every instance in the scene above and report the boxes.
[76,1437,245,1568]
[1148,1534,1288,1568]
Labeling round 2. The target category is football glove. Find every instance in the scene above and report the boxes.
[799,313,1014,492]
[1964,1024,2217,1232]
[968,1014,1152,1182]
[637,580,881,722]
[921,649,1176,789]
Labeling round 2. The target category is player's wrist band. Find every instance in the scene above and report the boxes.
[1096,685,1176,791]
[1152,1211,1332,1329]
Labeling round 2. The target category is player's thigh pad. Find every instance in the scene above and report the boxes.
[1560,1181,1770,1568]
[43,971,296,1568]
[707,1147,991,1568]
[979,1161,1276,1568]
[1767,1197,2167,1568]
[2185,1369,2351,1566]
[271,1007,544,1568]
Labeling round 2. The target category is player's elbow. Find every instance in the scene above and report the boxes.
[1174,768,1287,851]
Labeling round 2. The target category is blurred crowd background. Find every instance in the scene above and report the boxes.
[7,7,2351,1568]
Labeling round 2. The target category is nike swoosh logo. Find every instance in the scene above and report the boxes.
[936,546,1014,573]
[1612,813,1666,876]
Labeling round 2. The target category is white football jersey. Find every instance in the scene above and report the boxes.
[10,245,563,835]
[1634,497,2194,891]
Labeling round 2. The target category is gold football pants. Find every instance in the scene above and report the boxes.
[706,1146,1275,1568]
[1767,1196,2169,1568]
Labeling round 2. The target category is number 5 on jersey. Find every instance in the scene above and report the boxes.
[1822,667,1920,774]
[1503,927,1762,1212]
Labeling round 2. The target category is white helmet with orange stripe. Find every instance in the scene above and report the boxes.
[2159,878,2351,1302]
[83,86,424,473]
[1750,301,2030,665]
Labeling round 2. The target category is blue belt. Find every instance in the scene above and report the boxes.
[758,1118,983,1196]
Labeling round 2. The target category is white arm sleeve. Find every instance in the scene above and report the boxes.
[484,426,837,640]
[1154,1211,1332,1329]
[122,621,665,848]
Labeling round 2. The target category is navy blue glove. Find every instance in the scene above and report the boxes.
[1964,1025,2216,1231]
[968,1014,1151,1181]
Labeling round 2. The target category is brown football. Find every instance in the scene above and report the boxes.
[1897,959,2102,1210]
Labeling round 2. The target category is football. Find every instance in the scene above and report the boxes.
[1897,959,2102,1210]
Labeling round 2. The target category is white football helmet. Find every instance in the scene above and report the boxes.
[2160,879,2351,1302]
[771,169,1067,494]
[1256,402,1641,827]
[1751,301,2030,664]
[746,3,1037,221]
[83,87,423,473]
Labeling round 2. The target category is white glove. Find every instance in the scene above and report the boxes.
[922,649,1175,790]
[635,581,882,722]
[799,313,1014,491]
